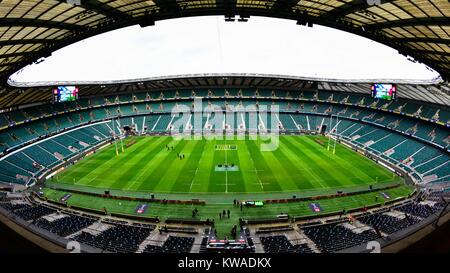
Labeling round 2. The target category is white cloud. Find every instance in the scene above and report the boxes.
[10,16,439,83]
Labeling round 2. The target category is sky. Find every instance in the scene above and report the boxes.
[10,16,440,84]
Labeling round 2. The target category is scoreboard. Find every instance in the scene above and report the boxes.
[371,83,397,100]
[53,86,79,102]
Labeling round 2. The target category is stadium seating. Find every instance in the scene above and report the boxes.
[259,235,314,253]
[0,189,447,253]
[301,221,379,253]
[0,192,7,202]
[0,89,447,126]
[143,236,195,253]
[0,88,448,189]
[0,89,447,133]
[153,115,172,132]
[0,202,32,212]
[0,121,115,185]
[393,201,438,219]
[35,213,98,237]
[72,222,154,253]
[0,108,448,187]
[12,204,56,222]
[23,146,59,167]
[357,212,420,235]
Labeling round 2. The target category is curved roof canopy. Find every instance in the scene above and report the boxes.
[1,74,449,109]
[0,0,449,86]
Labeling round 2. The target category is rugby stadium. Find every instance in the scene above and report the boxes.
[0,0,449,256]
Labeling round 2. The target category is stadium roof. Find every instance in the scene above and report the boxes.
[0,1,450,79]
[0,1,449,104]
[1,73,449,109]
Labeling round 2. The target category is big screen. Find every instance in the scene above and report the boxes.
[53,86,79,102]
[371,84,397,100]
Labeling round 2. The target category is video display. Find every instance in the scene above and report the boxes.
[371,84,397,100]
[53,86,79,102]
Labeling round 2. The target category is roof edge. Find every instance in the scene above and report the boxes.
[7,73,443,88]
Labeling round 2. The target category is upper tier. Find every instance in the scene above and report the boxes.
[1,88,449,132]
[0,93,449,157]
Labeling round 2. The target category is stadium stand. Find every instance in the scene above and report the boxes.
[301,221,380,253]
[35,213,98,237]
[0,202,32,212]
[357,212,421,235]
[0,86,449,253]
[0,93,448,187]
[143,236,195,253]
[0,0,449,254]
[393,201,438,219]
[71,222,154,253]
[0,192,7,202]
[0,188,447,253]
[12,204,56,222]
[259,235,314,253]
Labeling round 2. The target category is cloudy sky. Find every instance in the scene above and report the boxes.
[10,16,439,83]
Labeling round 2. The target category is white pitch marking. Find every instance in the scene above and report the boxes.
[254,176,268,190]
[189,168,199,190]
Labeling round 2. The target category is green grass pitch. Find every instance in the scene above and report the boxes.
[53,135,401,196]
[44,134,413,235]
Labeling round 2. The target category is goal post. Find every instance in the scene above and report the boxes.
[111,117,120,156]
[327,114,332,151]
[327,114,339,155]
[332,114,339,155]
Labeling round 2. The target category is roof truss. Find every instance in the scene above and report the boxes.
[0,0,448,95]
